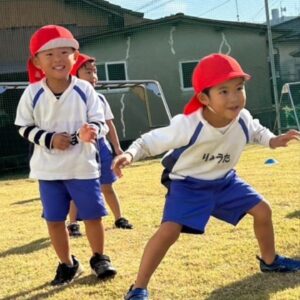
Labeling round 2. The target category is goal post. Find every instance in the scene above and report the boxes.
[0,80,172,172]
[277,81,300,132]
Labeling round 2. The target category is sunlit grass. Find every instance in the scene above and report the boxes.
[0,143,299,299]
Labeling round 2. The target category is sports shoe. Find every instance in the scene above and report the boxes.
[67,223,82,237]
[51,255,84,286]
[115,217,133,229]
[90,253,117,279]
[124,285,149,300]
[257,255,300,272]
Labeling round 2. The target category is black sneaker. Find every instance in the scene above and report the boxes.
[90,253,117,279]
[115,217,133,229]
[51,255,84,286]
[257,255,300,272]
[67,223,82,237]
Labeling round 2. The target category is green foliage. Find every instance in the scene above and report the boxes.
[0,144,299,299]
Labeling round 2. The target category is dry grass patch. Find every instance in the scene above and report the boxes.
[0,143,299,299]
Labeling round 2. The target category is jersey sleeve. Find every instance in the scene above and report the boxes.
[243,109,276,147]
[126,114,193,161]
[15,87,34,127]
[15,86,55,149]
[86,87,108,137]
[98,94,114,120]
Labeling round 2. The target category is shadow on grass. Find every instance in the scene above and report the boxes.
[0,169,29,181]
[206,271,300,300]
[2,274,115,300]
[11,197,40,205]
[286,210,300,219]
[0,238,50,258]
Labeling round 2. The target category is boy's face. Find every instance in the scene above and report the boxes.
[199,77,246,125]
[33,47,78,81]
[77,61,98,86]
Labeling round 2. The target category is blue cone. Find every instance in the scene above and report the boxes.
[264,158,278,165]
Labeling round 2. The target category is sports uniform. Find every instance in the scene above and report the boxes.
[123,53,300,300]
[126,108,275,233]
[15,76,108,221]
[16,24,117,286]
[97,93,117,184]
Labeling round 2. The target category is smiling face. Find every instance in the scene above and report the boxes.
[199,77,246,127]
[77,61,98,87]
[33,47,78,86]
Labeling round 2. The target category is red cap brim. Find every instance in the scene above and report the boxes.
[183,95,204,115]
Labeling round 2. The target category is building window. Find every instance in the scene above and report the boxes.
[179,61,198,90]
[97,62,127,81]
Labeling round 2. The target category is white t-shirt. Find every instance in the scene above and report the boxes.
[15,76,107,180]
[126,108,276,180]
[98,93,114,121]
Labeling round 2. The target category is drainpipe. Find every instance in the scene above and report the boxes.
[265,0,282,133]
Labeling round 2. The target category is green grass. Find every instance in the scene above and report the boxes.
[0,143,299,300]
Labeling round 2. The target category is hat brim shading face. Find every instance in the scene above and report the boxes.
[184,53,251,115]
[38,38,79,53]
[71,53,96,76]
[28,25,79,83]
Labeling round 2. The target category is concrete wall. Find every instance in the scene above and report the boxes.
[79,22,273,140]
[275,41,300,83]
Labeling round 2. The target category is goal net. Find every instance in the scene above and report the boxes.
[278,82,300,132]
[0,80,172,172]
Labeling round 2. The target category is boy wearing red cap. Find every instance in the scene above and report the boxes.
[15,25,116,286]
[113,53,300,299]
[67,53,132,236]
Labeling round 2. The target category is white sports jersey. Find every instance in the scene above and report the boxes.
[126,108,275,180]
[97,93,114,121]
[15,76,106,180]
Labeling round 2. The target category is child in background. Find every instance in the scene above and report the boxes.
[113,53,300,300]
[15,25,116,286]
[67,53,133,237]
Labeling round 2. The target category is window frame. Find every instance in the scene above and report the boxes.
[179,60,198,91]
[97,61,128,82]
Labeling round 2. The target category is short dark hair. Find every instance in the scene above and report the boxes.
[202,88,210,96]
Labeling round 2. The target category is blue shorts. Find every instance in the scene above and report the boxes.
[162,170,262,234]
[98,138,117,185]
[39,179,107,222]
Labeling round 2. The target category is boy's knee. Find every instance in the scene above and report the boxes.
[83,218,102,226]
[158,222,181,243]
[101,184,115,195]
[47,221,66,230]
[252,200,272,219]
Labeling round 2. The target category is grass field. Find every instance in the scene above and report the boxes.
[0,143,299,300]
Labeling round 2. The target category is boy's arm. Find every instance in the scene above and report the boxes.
[113,114,193,176]
[86,89,108,137]
[17,125,73,150]
[15,87,57,149]
[243,110,276,146]
[106,119,123,155]
[112,152,133,178]
[244,110,299,148]
[269,129,300,148]
[17,125,56,149]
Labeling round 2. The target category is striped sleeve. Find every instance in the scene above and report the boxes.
[18,125,55,149]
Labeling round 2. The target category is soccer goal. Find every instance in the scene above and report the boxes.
[278,81,300,132]
[0,80,172,172]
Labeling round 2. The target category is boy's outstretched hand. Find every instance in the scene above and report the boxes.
[79,123,98,143]
[269,129,300,149]
[112,153,133,178]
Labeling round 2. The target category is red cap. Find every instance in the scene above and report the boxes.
[71,53,95,76]
[183,53,251,115]
[28,25,79,83]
